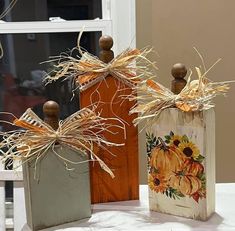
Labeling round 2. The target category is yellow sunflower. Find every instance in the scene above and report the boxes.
[148,173,168,193]
[178,142,200,159]
[169,135,182,147]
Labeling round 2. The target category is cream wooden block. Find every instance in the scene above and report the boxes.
[23,146,91,231]
[146,108,215,220]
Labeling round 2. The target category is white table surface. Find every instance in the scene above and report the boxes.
[23,183,235,231]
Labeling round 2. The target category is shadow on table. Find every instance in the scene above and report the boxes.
[21,212,224,231]
[21,200,225,231]
[21,218,98,231]
[123,210,225,230]
[91,197,226,230]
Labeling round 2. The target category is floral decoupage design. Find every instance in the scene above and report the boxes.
[146,131,206,203]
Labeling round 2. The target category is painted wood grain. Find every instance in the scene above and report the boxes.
[23,146,91,230]
[80,76,139,203]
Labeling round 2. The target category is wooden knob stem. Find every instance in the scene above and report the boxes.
[171,63,187,94]
[99,35,114,63]
[43,101,59,130]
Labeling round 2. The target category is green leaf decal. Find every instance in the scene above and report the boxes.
[198,172,206,189]
[164,135,171,141]
[195,154,205,163]
[181,135,189,142]
[146,132,159,160]
[164,187,185,200]
[166,190,169,197]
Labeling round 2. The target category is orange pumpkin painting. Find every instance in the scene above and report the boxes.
[147,131,206,202]
[169,173,202,196]
[149,138,184,176]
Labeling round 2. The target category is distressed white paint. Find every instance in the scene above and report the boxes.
[147,108,215,220]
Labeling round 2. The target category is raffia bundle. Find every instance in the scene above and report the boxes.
[130,56,233,126]
[0,107,124,178]
[44,34,155,92]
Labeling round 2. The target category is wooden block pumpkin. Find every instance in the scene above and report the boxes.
[22,101,92,230]
[0,100,118,230]
[23,146,91,230]
[80,36,139,203]
[145,64,218,220]
[130,60,232,220]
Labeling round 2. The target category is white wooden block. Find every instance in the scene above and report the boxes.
[146,108,215,220]
[0,162,6,230]
[23,146,91,230]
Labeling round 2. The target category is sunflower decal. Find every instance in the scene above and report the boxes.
[168,134,182,147]
[146,131,206,203]
[148,173,168,193]
[178,142,200,160]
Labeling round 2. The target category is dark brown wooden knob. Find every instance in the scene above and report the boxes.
[171,63,187,94]
[99,35,114,63]
[43,101,59,130]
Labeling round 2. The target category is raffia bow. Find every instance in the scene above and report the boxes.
[44,35,155,92]
[0,107,124,178]
[129,55,234,126]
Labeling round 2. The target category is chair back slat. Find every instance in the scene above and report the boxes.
[0,162,6,230]
[13,161,26,231]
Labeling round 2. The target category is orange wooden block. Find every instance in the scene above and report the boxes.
[80,75,139,203]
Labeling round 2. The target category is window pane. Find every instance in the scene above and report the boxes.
[0,31,101,130]
[1,0,102,22]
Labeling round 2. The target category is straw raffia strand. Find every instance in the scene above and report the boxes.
[129,58,234,126]
[44,40,155,92]
[0,42,3,59]
[0,107,124,178]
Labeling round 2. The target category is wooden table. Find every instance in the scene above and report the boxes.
[22,183,235,231]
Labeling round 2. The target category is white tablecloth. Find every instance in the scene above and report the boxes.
[25,184,235,231]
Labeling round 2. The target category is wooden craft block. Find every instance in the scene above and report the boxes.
[146,108,215,220]
[80,76,139,203]
[23,146,91,230]
[80,35,139,203]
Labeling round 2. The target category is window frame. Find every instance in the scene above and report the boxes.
[0,20,112,35]
[0,0,136,53]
